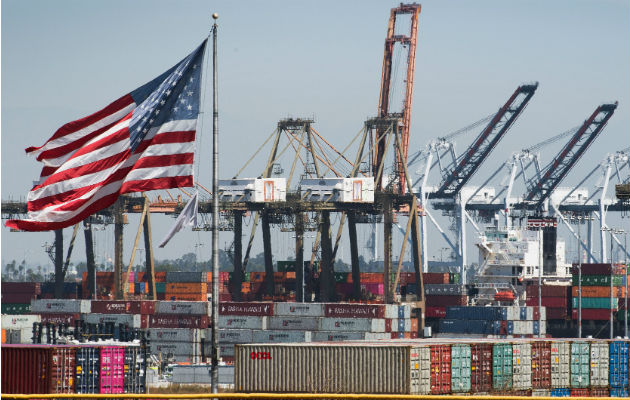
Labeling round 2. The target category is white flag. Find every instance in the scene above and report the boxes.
[158,192,198,248]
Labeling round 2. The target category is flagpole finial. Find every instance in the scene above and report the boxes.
[212,13,219,20]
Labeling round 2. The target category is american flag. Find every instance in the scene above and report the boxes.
[6,41,207,231]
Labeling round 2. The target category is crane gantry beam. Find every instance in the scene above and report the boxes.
[430,82,538,199]
[522,102,618,211]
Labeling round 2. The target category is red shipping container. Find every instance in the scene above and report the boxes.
[423,273,449,284]
[589,388,609,397]
[571,263,613,275]
[531,341,551,389]
[525,297,567,308]
[39,313,80,325]
[425,295,467,307]
[546,307,568,319]
[1,292,38,303]
[430,345,451,394]
[571,308,611,320]
[570,388,590,397]
[425,306,446,318]
[471,343,493,392]
[324,303,385,318]
[385,319,392,332]
[2,282,42,294]
[1,345,76,394]
[148,314,209,328]
[219,302,274,316]
[90,300,156,315]
[525,284,568,297]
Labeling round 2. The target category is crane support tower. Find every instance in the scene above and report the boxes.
[374,3,420,194]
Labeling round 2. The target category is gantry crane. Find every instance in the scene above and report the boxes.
[416,83,538,279]
[373,3,420,194]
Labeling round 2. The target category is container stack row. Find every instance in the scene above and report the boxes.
[438,306,547,337]
[1,344,145,394]
[235,339,629,397]
[570,263,627,321]
[217,302,418,364]
[525,284,569,320]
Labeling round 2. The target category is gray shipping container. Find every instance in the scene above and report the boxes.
[267,317,320,331]
[219,316,267,330]
[150,341,201,356]
[235,343,418,393]
[156,301,210,315]
[319,317,385,332]
[152,328,205,342]
[273,302,324,317]
[31,299,91,313]
[312,331,367,342]
[171,365,233,385]
[252,330,312,343]
[219,329,254,343]
[82,313,141,328]
[423,284,464,296]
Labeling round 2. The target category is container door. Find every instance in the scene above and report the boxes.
[352,180,362,202]
[264,180,274,202]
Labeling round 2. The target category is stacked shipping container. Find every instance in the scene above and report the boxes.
[1,344,145,394]
[235,339,630,397]
[570,264,627,321]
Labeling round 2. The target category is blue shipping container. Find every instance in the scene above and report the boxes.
[611,388,629,397]
[550,388,571,397]
[609,341,629,388]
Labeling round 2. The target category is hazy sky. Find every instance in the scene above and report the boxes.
[2,0,629,269]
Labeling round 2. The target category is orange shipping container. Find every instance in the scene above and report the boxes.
[165,282,207,294]
[1,329,5,344]
[155,271,167,282]
[286,271,296,279]
[571,286,625,298]
[164,293,206,301]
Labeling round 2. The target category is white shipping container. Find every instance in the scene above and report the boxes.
[219,178,286,202]
[300,177,374,203]
[82,313,142,328]
[418,346,431,394]
[514,321,533,335]
[364,332,391,340]
[252,330,311,343]
[319,317,385,332]
[273,303,324,317]
[31,299,90,313]
[156,301,210,315]
[507,306,519,321]
[267,317,320,331]
[219,315,267,330]
[551,342,570,388]
[512,343,532,390]
[312,331,367,342]
[152,328,205,342]
[219,329,253,343]
[385,304,411,319]
[1,314,40,330]
[590,342,609,387]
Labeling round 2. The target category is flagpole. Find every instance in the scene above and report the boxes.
[210,12,220,395]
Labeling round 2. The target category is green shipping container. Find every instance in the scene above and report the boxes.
[570,342,590,388]
[451,344,471,392]
[155,282,166,293]
[449,273,461,284]
[571,275,624,286]
[0,303,31,314]
[493,343,513,390]
[571,297,619,309]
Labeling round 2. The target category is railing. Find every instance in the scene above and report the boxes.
[0,395,616,400]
